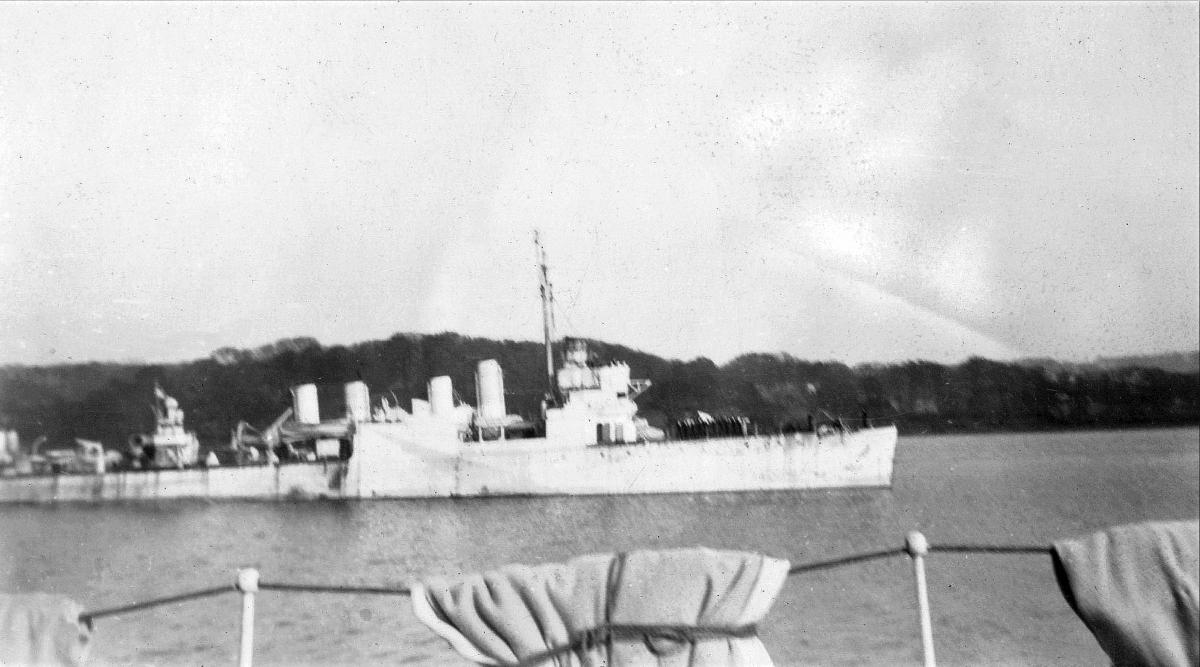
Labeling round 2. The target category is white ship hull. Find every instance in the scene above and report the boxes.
[346,423,897,498]
[0,425,896,503]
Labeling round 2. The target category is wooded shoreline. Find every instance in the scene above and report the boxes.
[2,333,1196,450]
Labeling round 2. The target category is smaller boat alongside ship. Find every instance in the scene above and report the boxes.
[0,235,897,503]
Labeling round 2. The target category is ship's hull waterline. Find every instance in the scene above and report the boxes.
[0,425,896,503]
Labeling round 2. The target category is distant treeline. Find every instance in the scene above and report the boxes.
[1,333,1197,450]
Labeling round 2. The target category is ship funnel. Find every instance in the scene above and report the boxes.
[475,360,506,423]
[291,383,320,424]
[344,381,370,422]
[428,376,454,417]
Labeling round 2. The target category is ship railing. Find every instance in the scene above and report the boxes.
[76,531,1052,667]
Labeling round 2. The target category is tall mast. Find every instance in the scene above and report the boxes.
[535,230,556,400]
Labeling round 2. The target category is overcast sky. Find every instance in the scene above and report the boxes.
[1,2,1196,367]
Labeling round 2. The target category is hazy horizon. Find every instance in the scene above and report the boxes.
[2,3,1197,368]
[2,326,1197,370]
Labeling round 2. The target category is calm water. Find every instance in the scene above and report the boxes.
[2,427,1197,666]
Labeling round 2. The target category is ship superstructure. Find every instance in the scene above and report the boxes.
[545,338,659,445]
[128,384,200,469]
[533,230,658,446]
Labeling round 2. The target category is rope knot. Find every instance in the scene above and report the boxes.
[638,626,692,657]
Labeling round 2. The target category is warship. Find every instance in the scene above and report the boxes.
[0,234,896,502]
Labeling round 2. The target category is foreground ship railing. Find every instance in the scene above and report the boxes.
[77,532,1052,667]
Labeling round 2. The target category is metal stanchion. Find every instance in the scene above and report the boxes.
[906,532,936,667]
[237,568,260,667]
